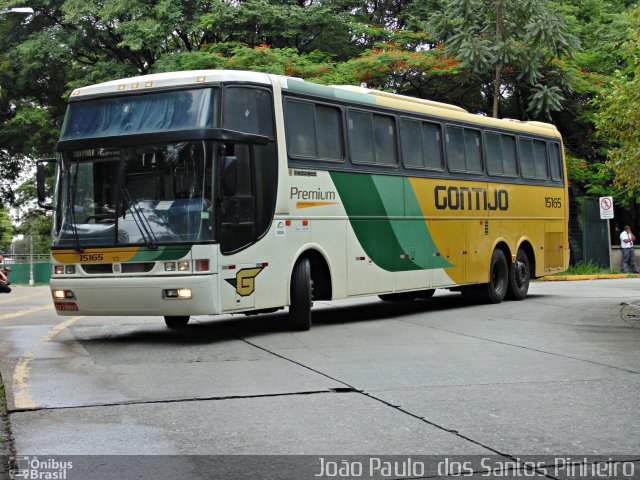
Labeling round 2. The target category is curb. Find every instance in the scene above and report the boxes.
[0,372,12,480]
[542,274,640,281]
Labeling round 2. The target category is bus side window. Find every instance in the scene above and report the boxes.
[348,110,396,166]
[400,118,443,171]
[532,140,548,179]
[486,133,517,177]
[446,126,466,172]
[519,138,535,178]
[549,142,563,181]
[223,87,274,138]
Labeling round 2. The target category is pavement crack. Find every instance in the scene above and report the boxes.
[7,389,340,414]
[399,321,640,376]
[238,338,534,464]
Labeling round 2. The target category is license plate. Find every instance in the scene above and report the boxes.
[54,302,79,311]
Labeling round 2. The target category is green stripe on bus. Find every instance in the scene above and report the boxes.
[330,171,453,272]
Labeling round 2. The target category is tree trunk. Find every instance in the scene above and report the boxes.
[493,65,501,118]
[492,0,502,118]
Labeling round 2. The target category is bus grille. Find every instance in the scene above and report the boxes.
[81,263,155,274]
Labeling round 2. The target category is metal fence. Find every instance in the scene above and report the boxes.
[3,263,51,284]
[1,255,52,285]
[1,254,51,264]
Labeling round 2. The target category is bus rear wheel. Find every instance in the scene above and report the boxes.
[289,258,313,331]
[470,249,508,304]
[164,316,190,329]
[507,249,530,300]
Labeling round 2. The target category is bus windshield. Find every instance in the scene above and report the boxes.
[60,88,217,140]
[53,141,215,248]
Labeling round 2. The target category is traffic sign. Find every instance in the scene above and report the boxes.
[599,196,614,220]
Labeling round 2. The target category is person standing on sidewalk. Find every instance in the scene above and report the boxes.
[620,225,640,273]
[0,250,11,294]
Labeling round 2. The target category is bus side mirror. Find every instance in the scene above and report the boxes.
[37,159,57,210]
[222,156,237,197]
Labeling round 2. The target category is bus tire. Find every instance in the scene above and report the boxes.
[507,249,530,300]
[164,316,190,329]
[475,249,509,304]
[289,258,313,331]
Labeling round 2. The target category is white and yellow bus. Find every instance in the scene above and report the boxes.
[38,70,569,330]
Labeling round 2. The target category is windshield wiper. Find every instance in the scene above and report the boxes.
[121,187,157,249]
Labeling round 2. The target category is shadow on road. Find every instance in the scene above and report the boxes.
[71,291,552,348]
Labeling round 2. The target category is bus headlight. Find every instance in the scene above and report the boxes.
[53,290,75,299]
[54,265,65,275]
[164,288,192,299]
[177,288,192,299]
[164,262,176,271]
[178,261,190,272]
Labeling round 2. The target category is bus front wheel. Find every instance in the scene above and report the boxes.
[289,258,313,331]
[507,249,530,300]
[164,316,190,329]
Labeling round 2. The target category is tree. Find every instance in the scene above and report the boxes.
[426,0,579,118]
[593,7,640,193]
[11,174,52,255]
[0,208,12,249]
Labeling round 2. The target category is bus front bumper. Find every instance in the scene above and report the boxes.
[49,275,219,317]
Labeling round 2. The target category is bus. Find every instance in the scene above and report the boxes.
[37,70,569,330]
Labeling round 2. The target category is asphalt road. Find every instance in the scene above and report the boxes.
[1,280,640,479]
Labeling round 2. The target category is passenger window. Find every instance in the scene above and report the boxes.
[348,110,397,166]
[284,100,315,157]
[549,142,563,181]
[519,138,536,178]
[465,129,482,173]
[532,139,548,179]
[486,133,517,177]
[400,118,443,170]
[316,105,342,160]
[446,126,482,173]
[284,99,342,160]
[446,126,466,172]
[502,135,517,176]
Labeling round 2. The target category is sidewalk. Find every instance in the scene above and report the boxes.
[543,273,640,281]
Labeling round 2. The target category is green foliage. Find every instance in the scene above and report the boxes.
[554,261,619,275]
[426,0,579,118]
[12,173,52,255]
[0,208,12,249]
[593,6,640,193]
[566,155,640,208]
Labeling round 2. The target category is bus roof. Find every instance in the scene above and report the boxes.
[69,70,272,98]
[279,77,560,138]
[69,69,560,138]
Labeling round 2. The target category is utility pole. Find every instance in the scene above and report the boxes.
[29,233,34,286]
